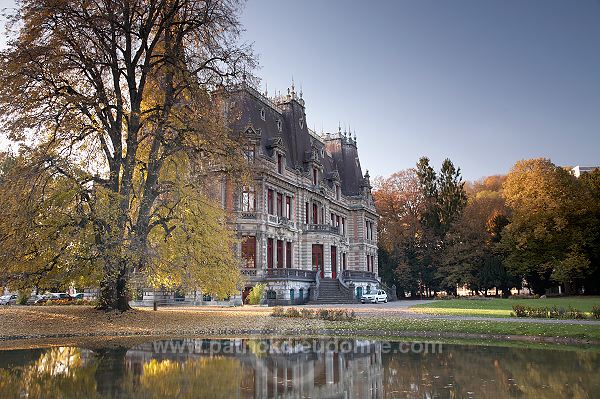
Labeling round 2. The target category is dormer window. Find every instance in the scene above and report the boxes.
[312,168,318,185]
[299,118,304,129]
[244,145,255,163]
[277,119,282,132]
[260,108,265,121]
[277,153,283,174]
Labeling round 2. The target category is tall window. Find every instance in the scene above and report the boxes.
[341,217,345,235]
[277,240,283,268]
[366,254,370,272]
[241,186,255,212]
[277,153,283,174]
[312,168,318,185]
[241,236,256,268]
[286,196,292,219]
[330,213,335,226]
[286,242,292,268]
[336,185,341,200]
[276,193,283,217]
[267,238,274,268]
[312,203,318,224]
[342,253,347,271]
[244,145,255,163]
[267,189,274,215]
[305,202,309,223]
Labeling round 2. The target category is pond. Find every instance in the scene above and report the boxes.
[0,337,598,398]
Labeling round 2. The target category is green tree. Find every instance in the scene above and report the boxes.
[415,157,467,295]
[500,159,594,294]
[0,0,254,310]
[375,158,466,297]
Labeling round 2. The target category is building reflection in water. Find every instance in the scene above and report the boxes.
[125,338,384,399]
[1,338,599,398]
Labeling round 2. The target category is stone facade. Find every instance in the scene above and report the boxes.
[223,82,380,305]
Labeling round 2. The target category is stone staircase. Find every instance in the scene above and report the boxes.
[309,278,356,304]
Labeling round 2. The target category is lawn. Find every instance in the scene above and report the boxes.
[410,297,600,318]
[333,317,600,341]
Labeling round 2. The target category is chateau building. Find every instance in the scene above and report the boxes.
[223,82,380,305]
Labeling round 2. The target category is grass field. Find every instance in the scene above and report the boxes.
[334,317,600,341]
[0,305,599,347]
[410,297,600,318]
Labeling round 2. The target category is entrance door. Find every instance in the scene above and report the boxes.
[331,246,337,279]
[312,244,324,278]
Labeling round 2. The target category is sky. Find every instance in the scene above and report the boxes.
[1,0,599,181]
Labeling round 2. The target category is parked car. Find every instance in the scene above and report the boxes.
[26,294,44,305]
[35,293,74,304]
[71,293,84,300]
[361,290,388,304]
[0,294,18,305]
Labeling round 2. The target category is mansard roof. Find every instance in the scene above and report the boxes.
[225,83,368,197]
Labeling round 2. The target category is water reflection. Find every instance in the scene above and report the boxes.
[0,338,598,398]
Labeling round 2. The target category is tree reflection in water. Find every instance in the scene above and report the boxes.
[0,339,598,398]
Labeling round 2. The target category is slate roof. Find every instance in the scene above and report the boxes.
[225,84,367,197]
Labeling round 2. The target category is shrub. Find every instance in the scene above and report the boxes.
[512,304,527,317]
[270,307,356,322]
[247,283,265,305]
[592,305,600,320]
[17,291,29,305]
[527,306,549,318]
[567,306,587,320]
[549,306,566,319]
[271,307,285,317]
[285,308,301,318]
[317,309,330,320]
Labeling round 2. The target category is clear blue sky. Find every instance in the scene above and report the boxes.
[1,0,599,180]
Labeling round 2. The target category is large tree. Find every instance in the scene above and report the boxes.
[0,0,253,310]
[441,182,517,296]
[373,169,423,297]
[500,159,595,294]
[415,157,467,294]
[374,158,466,297]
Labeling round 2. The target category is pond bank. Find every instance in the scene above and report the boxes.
[1,305,599,348]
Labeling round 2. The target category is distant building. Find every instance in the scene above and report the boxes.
[570,165,599,178]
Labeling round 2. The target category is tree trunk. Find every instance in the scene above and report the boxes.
[97,261,131,311]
